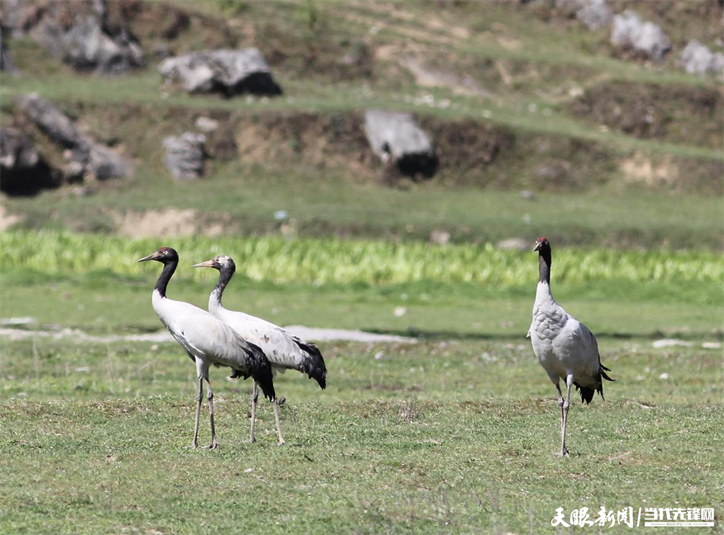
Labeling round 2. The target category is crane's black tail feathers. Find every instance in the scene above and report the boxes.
[229,342,276,401]
[575,360,614,405]
[292,338,327,389]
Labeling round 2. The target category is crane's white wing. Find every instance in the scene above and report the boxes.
[215,306,326,387]
[552,314,601,386]
[153,295,260,373]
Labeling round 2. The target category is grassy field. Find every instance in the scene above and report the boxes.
[1,0,723,532]
[1,231,722,533]
[0,336,722,534]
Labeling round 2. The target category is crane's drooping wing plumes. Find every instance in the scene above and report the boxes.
[218,308,327,388]
[555,316,613,403]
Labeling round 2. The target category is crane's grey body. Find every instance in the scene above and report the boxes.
[195,255,327,444]
[139,247,274,449]
[528,238,612,456]
[152,290,269,380]
[529,282,601,389]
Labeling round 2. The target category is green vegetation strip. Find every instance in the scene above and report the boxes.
[2,231,720,286]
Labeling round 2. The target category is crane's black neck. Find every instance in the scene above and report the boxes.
[538,248,551,285]
[155,259,177,298]
[211,264,235,307]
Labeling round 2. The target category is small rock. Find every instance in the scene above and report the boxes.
[611,11,671,61]
[702,342,721,350]
[394,306,407,317]
[658,373,669,379]
[195,116,219,133]
[163,132,207,180]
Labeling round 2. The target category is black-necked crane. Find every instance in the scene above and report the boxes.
[138,247,275,449]
[192,255,327,445]
[527,238,613,456]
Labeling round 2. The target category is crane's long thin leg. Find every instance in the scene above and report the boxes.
[559,375,573,457]
[273,399,285,445]
[249,381,259,444]
[192,375,203,449]
[206,379,218,449]
[555,382,565,434]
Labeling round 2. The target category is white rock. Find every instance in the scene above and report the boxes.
[611,11,671,61]
[652,339,693,348]
[195,116,219,133]
[680,40,724,77]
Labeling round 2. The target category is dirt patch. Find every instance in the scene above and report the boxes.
[112,208,227,237]
[570,81,723,149]
[0,204,22,231]
[108,0,238,57]
[232,112,375,178]
[620,152,679,188]
[619,151,723,194]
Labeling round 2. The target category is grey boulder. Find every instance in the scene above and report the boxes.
[680,40,724,77]
[15,0,144,74]
[363,110,438,179]
[158,48,282,96]
[611,11,671,61]
[163,133,207,180]
[16,93,129,180]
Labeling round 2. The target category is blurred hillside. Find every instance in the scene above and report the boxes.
[1,0,722,249]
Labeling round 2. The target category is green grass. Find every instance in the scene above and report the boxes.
[1,232,722,339]
[1,229,722,533]
[0,336,722,534]
[2,2,723,532]
[5,173,724,249]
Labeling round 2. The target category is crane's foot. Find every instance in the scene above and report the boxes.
[206,440,218,450]
[277,397,286,407]
[190,441,199,450]
[557,446,569,457]
[277,438,286,446]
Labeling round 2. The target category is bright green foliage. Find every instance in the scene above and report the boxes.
[2,231,722,286]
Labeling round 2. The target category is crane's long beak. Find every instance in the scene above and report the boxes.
[137,252,158,263]
[192,259,215,268]
[532,242,542,252]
